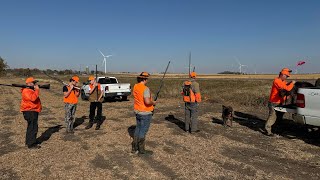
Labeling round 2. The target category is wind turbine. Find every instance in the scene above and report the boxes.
[98,49,112,74]
[234,56,247,74]
[253,64,257,75]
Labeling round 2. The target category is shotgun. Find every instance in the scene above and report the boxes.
[42,71,80,90]
[96,65,98,102]
[189,51,191,78]
[0,83,50,90]
[154,61,171,101]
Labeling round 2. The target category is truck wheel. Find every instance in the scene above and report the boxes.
[81,90,87,100]
[121,96,128,101]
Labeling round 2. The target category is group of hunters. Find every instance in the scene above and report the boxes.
[20,67,293,153]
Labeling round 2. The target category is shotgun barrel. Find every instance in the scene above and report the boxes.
[0,83,50,90]
[42,71,80,90]
[154,61,171,101]
[96,64,98,101]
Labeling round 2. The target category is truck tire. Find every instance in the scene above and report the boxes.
[81,90,87,100]
[121,96,128,101]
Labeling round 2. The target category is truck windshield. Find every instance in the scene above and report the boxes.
[98,78,117,84]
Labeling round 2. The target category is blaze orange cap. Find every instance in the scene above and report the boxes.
[190,72,197,78]
[138,72,150,78]
[280,68,292,77]
[25,77,38,84]
[71,76,79,83]
[88,76,95,81]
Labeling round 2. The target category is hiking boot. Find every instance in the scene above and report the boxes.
[191,130,200,134]
[266,132,274,137]
[131,137,139,154]
[138,138,153,155]
[95,124,101,130]
[66,128,75,133]
[85,122,93,129]
[28,144,41,149]
[265,127,274,137]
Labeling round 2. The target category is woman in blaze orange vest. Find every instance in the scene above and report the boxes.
[265,68,296,136]
[20,77,42,149]
[63,76,80,133]
[132,72,156,155]
[182,72,201,134]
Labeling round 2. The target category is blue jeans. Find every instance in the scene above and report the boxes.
[134,114,152,138]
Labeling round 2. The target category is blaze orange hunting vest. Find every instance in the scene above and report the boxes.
[20,88,42,112]
[133,83,154,112]
[269,77,294,104]
[182,81,201,103]
[63,86,79,104]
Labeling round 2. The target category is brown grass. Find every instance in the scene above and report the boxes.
[0,75,319,179]
[104,73,320,80]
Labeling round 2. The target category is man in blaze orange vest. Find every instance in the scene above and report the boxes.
[132,72,156,155]
[20,77,42,149]
[182,72,201,133]
[63,76,80,133]
[265,68,296,136]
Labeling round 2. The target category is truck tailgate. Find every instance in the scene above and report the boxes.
[106,84,130,93]
[296,88,320,126]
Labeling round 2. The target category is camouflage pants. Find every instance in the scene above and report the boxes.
[265,102,284,135]
[65,103,77,132]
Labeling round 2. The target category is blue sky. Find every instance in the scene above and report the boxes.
[0,0,319,74]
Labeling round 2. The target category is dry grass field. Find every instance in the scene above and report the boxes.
[0,74,320,180]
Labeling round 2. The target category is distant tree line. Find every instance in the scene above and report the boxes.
[0,57,109,76]
[218,71,243,75]
[5,68,82,77]
[0,57,9,76]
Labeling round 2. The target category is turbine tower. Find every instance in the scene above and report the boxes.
[234,56,247,74]
[98,49,112,74]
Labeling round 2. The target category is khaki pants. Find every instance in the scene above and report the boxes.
[265,102,284,135]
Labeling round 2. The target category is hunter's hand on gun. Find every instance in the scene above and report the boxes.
[69,83,74,90]
[34,84,39,90]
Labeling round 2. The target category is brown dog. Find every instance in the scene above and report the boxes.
[222,105,233,127]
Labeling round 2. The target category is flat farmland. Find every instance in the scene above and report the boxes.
[0,75,319,180]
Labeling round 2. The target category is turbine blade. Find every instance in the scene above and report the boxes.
[234,56,241,65]
[98,49,106,57]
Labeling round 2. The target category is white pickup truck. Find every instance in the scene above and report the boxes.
[81,76,131,101]
[275,87,320,127]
